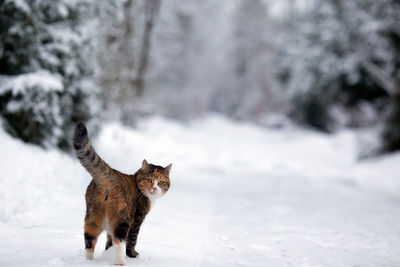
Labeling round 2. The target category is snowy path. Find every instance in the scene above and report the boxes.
[0,116,400,266]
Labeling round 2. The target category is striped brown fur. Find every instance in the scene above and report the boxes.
[73,122,171,264]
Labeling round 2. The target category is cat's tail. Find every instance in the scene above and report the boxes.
[73,122,114,186]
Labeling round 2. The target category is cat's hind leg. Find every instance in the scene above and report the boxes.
[111,221,130,265]
[84,215,104,260]
[105,234,113,250]
[106,199,130,265]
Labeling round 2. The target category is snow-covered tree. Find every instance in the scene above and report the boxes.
[146,0,216,119]
[145,0,283,122]
[95,0,285,123]
[96,0,161,125]
[217,0,283,121]
[0,0,96,150]
[274,0,400,137]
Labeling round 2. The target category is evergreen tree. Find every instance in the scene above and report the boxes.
[0,0,96,150]
[275,0,400,137]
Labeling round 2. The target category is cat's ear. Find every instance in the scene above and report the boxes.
[142,159,150,172]
[163,163,172,176]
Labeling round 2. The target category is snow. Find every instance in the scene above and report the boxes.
[6,0,31,14]
[0,115,400,266]
[0,71,63,96]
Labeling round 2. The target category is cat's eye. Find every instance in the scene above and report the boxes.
[158,181,168,188]
[146,178,152,183]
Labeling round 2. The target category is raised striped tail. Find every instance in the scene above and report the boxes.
[73,122,114,186]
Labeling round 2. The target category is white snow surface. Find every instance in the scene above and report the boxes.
[0,115,399,266]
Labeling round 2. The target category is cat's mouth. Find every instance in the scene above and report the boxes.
[148,190,162,198]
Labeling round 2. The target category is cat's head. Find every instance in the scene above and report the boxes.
[136,159,172,200]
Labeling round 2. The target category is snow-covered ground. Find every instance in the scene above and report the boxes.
[0,116,399,267]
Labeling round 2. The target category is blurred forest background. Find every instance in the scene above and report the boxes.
[0,0,399,155]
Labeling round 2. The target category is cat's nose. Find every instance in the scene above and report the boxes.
[152,186,157,191]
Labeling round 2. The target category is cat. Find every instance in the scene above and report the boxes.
[73,122,171,265]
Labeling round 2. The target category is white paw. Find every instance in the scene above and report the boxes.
[114,242,126,265]
[85,250,94,260]
[114,256,126,265]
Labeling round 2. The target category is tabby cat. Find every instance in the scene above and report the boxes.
[73,122,171,265]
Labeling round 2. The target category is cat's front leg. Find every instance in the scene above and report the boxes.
[126,226,140,258]
[126,216,144,258]
[126,247,139,258]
